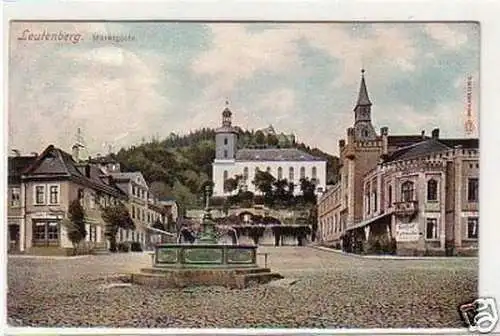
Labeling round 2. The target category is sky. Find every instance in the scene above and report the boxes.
[8,21,479,157]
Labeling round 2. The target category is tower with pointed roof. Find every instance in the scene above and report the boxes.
[215,101,238,161]
[353,69,377,141]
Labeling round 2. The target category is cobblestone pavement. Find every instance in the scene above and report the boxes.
[7,247,477,328]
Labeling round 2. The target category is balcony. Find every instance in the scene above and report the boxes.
[393,200,418,219]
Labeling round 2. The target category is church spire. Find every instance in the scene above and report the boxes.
[222,99,232,127]
[355,69,372,108]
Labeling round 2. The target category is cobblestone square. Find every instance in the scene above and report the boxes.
[8,247,477,328]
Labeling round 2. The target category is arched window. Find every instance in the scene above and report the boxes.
[300,167,305,179]
[388,185,393,206]
[223,150,228,158]
[427,179,438,201]
[289,167,294,181]
[401,181,414,202]
[243,167,249,181]
[223,170,228,181]
[277,167,283,180]
[311,167,317,184]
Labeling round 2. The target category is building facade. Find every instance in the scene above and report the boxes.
[7,145,169,255]
[318,70,479,256]
[212,105,327,196]
[8,145,128,255]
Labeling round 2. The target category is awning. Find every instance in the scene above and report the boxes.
[347,211,393,231]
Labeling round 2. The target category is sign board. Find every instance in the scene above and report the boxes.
[395,222,420,242]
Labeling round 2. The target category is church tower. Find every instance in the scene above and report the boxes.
[215,101,238,161]
[353,69,377,141]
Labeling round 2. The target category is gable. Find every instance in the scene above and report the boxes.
[28,148,70,176]
[134,173,148,188]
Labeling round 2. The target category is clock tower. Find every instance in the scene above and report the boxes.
[353,69,377,141]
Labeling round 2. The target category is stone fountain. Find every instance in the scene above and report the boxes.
[131,186,283,289]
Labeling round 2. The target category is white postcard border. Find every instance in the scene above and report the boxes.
[2,0,499,335]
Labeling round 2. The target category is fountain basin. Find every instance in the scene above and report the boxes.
[154,244,258,268]
[131,244,283,289]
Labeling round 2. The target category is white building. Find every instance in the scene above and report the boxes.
[211,104,327,196]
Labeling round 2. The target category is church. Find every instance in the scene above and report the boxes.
[211,105,327,197]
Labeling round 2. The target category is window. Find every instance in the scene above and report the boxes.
[32,221,59,246]
[289,167,294,181]
[388,185,393,207]
[224,137,228,145]
[425,218,439,240]
[365,193,370,214]
[312,167,317,179]
[132,186,136,196]
[77,188,84,201]
[427,179,438,201]
[467,217,478,239]
[372,191,377,212]
[300,167,305,179]
[243,167,249,181]
[48,185,60,204]
[468,178,479,202]
[223,170,228,181]
[10,187,20,207]
[277,167,283,180]
[401,181,414,202]
[223,150,228,158]
[34,185,46,205]
[132,206,135,219]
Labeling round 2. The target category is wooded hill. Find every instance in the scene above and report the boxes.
[114,128,340,208]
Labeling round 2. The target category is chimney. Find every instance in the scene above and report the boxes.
[380,127,389,156]
[347,127,355,144]
[72,144,80,162]
[431,128,440,139]
[11,149,20,157]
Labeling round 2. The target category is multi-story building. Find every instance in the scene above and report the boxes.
[212,104,327,196]
[7,145,128,255]
[318,70,479,256]
[89,154,170,248]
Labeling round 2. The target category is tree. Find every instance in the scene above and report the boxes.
[266,134,279,147]
[252,170,275,195]
[254,130,266,146]
[65,199,87,255]
[299,177,317,204]
[101,202,135,252]
[273,179,289,206]
[223,175,242,194]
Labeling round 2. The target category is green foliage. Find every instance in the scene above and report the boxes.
[113,127,339,209]
[130,242,143,252]
[66,199,87,254]
[101,202,135,252]
[117,242,130,253]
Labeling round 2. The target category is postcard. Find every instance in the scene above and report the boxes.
[5,12,494,334]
